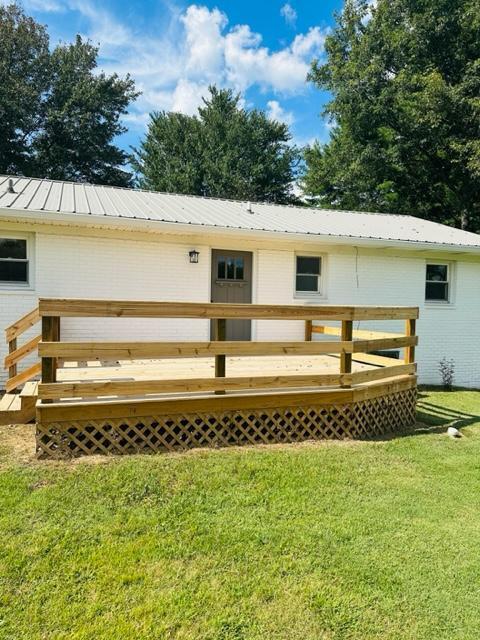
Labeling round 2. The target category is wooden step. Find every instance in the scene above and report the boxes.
[0,393,21,412]
[0,390,36,425]
[20,381,39,397]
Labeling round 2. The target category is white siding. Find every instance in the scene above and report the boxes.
[254,248,480,388]
[1,229,479,388]
[0,232,210,386]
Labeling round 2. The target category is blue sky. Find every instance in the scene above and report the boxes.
[18,0,346,152]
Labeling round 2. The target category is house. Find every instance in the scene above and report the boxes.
[1,174,479,390]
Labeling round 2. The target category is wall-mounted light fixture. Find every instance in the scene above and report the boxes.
[189,249,200,263]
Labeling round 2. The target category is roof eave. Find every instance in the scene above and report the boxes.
[1,207,480,255]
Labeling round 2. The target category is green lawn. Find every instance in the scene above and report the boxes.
[1,390,480,640]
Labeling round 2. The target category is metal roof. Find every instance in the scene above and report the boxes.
[1,174,480,249]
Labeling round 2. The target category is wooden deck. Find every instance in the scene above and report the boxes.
[4,299,419,458]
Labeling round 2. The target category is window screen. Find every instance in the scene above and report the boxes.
[0,238,28,284]
[425,264,449,301]
[296,256,321,293]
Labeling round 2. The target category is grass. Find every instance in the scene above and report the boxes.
[1,389,480,639]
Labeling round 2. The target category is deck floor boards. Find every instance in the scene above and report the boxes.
[58,355,375,382]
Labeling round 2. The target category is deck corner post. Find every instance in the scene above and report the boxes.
[214,318,226,395]
[41,316,60,403]
[305,320,313,342]
[404,318,416,365]
[340,320,353,386]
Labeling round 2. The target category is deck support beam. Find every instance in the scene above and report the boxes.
[214,318,226,395]
[340,320,353,386]
[41,316,60,404]
[404,319,416,365]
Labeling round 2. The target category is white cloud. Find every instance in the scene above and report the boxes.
[26,2,327,129]
[266,100,294,126]
[280,3,297,27]
[224,24,325,92]
[181,5,227,80]
[171,78,210,115]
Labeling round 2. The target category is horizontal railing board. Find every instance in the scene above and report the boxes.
[6,362,41,393]
[312,325,404,339]
[39,341,352,359]
[38,299,419,321]
[352,336,417,352]
[347,352,401,367]
[4,334,41,368]
[38,363,416,400]
[36,376,417,422]
[39,373,347,399]
[38,337,417,360]
[5,307,40,342]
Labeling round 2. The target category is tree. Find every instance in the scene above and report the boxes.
[0,4,50,175]
[134,87,300,203]
[303,0,480,231]
[134,112,204,195]
[0,4,138,186]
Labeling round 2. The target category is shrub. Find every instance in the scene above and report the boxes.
[439,358,455,391]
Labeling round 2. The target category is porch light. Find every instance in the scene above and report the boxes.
[189,249,200,263]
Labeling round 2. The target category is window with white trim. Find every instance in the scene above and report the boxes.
[0,237,29,285]
[295,255,322,294]
[425,263,450,302]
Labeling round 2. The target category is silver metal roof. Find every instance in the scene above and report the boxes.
[1,175,479,249]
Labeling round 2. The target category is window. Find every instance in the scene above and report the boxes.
[425,263,449,302]
[296,255,322,294]
[0,237,29,284]
[217,256,244,281]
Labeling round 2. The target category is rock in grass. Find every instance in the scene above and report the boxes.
[447,427,462,438]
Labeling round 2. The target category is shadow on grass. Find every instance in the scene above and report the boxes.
[373,391,480,440]
[409,391,480,437]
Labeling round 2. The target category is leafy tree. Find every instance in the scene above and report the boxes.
[134,112,204,195]
[0,4,138,186]
[303,0,480,231]
[134,87,300,203]
[0,4,50,175]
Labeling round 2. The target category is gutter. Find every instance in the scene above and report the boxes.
[1,207,480,255]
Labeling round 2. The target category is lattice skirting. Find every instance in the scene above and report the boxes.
[36,387,417,459]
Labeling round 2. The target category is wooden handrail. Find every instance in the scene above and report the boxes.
[38,298,419,321]
[4,306,41,392]
[5,362,41,393]
[4,334,41,368]
[38,336,418,360]
[5,307,40,342]
[33,300,419,405]
[312,325,404,340]
[38,363,416,400]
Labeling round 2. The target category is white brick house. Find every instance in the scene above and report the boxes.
[1,175,479,388]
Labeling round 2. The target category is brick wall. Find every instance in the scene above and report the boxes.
[255,248,480,387]
[1,228,479,388]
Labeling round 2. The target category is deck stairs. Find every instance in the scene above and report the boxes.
[0,382,38,425]
[1,306,41,426]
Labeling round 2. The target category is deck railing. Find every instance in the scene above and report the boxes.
[36,298,418,403]
[4,306,41,392]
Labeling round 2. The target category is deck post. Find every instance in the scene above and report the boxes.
[340,320,353,386]
[213,318,226,395]
[7,337,18,390]
[305,320,313,341]
[41,316,60,403]
[404,318,416,365]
